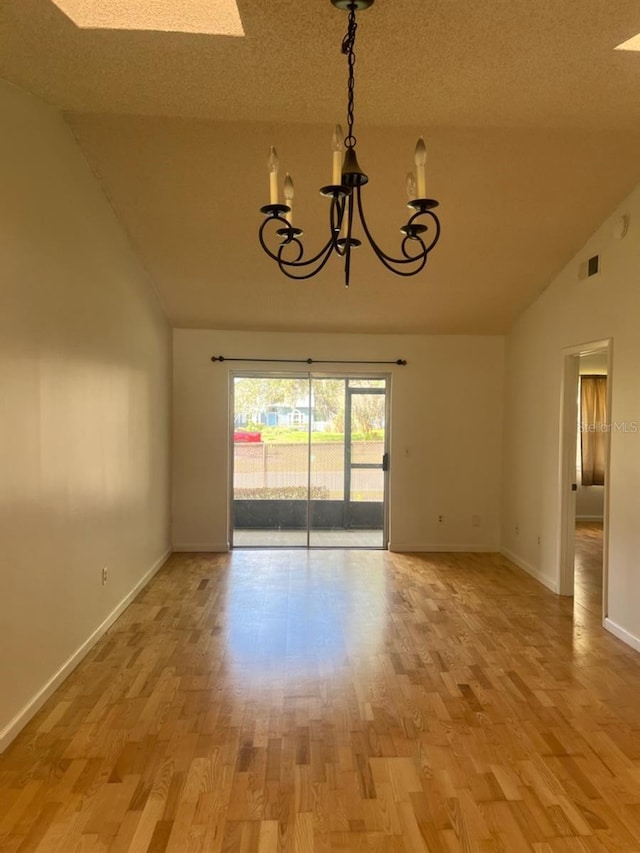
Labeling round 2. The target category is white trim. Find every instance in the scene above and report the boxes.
[557,351,580,595]
[501,547,559,593]
[557,339,612,609]
[560,338,612,357]
[389,543,497,553]
[173,542,229,552]
[604,618,640,654]
[576,515,605,522]
[0,549,171,754]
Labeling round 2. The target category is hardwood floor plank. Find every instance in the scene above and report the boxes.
[2,546,640,851]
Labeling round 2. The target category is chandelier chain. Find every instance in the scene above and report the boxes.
[342,4,358,149]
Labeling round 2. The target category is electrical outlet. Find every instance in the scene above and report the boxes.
[471,515,481,528]
[438,514,444,524]
[102,567,108,585]
[537,536,541,545]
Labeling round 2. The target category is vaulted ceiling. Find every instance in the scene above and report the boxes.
[3,0,640,333]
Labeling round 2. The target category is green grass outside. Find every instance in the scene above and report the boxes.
[243,426,384,443]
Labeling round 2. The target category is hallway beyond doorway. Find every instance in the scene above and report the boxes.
[574,519,603,618]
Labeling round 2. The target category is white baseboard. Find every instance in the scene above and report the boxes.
[604,618,640,653]
[172,543,229,552]
[500,547,558,593]
[389,543,497,553]
[576,515,604,522]
[0,548,171,754]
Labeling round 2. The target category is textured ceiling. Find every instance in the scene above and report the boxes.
[3,0,640,333]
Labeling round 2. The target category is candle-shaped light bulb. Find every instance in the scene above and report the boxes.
[414,137,427,198]
[332,124,344,185]
[283,173,294,224]
[406,172,417,202]
[268,145,279,205]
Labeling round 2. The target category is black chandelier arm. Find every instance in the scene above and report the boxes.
[330,194,347,238]
[258,210,293,263]
[275,239,337,280]
[399,235,429,275]
[354,187,434,276]
[356,187,416,266]
[277,232,336,269]
[406,206,441,255]
[259,211,337,271]
[333,195,351,258]
[259,191,352,279]
[342,192,356,285]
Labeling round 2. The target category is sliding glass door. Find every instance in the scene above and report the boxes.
[231,374,388,548]
[232,376,309,547]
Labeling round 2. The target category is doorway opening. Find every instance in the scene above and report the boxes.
[230,373,389,548]
[558,341,611,621]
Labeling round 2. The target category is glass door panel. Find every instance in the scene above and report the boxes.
[344,386,387,547]
[350,467,385,501]
[232,376,309,547]
[309,378,347,546]
[348,468,385,533]
[232,373,388,548]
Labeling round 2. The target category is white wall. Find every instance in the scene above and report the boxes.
[0,82,172,750]
[576,478,604,520]
[502,185,640,646]
[173,329,504,553]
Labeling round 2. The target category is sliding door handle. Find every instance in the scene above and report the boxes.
[382,453,389,472]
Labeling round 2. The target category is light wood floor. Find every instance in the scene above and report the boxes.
[574,521,603,618]
[3,547,640,852]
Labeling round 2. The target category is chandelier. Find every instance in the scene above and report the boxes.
[258,0,441,288]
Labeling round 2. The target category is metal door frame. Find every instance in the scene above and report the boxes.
[344,385,388,534]
[229,371,391,549]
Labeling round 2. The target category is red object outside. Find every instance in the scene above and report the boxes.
[234,431,262,443]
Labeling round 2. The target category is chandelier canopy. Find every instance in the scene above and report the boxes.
[258,0,441,288]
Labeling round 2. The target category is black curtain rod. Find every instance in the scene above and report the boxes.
[211,355,407,366]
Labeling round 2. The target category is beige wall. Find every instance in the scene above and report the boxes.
[173,329,504,552]
[576,480,605,520]
[502,184,640,647]
[0,82,172,750]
